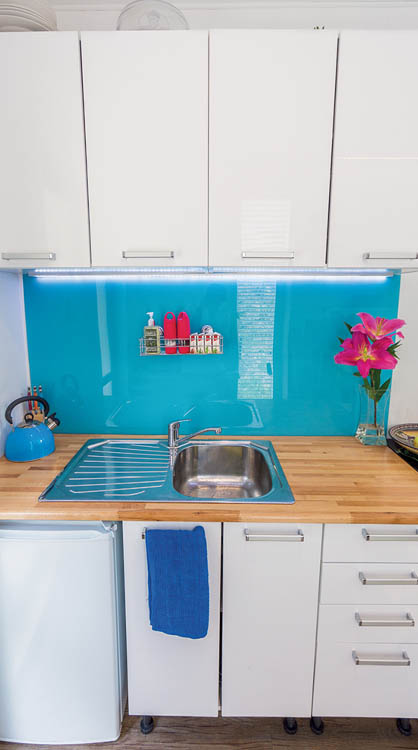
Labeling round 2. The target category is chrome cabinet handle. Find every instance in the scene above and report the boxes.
[244,529,304,542]
[355,612,415,627]
[1,252,56,261]
[359,571,418,585]
[122,250,175,259]
[363,252,418,261]
[241,251,295,260]
[362,528,418,542]
[353,650,410,667]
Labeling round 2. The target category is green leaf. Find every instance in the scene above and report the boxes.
[362,377,373,395]
[353,372,362,377]
[387,342,401,360]
[374,377,392,403]
[344,321,353,334]
[338,336,344,345]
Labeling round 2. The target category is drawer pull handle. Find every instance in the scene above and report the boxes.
[122,250,175,259]
[241,251,295,260]
[353,650,410,667]
[363,252,418,261]
[1,252,56,261]
[359,571,418,586]
[355,612,415,627]
[362,528,418,542]
[244,529,304,542]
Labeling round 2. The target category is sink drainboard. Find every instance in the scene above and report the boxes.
[39,440,170,501]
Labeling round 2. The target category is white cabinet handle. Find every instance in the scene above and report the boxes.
[244,529,304,542]
[1,252,56,261]
[355,612,415,627]
[241,251,295,260]
[359,571,418,586]
[353,650,410,667]
[363,252,418,261]
[122,250,175,259]
[362,528,418,542]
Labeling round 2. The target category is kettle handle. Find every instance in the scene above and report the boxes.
[5,396,49,425]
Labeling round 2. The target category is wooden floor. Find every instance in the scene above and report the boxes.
[3,715,418,750]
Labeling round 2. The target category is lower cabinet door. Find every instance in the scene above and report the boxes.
[222,523,322,717]
[313,641,418,718]
[123,521,221,717]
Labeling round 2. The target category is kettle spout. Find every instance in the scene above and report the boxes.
[45,413,60,431]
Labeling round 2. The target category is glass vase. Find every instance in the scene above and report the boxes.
[355,383,391,446]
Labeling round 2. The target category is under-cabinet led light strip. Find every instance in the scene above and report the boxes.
[28,267,392,282]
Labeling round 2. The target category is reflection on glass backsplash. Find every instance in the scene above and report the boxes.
[23,275,400,436]
[237,282,276,400]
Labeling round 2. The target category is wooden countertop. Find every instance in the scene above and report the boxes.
[0,434,417,523]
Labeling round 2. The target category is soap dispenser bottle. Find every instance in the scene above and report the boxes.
[144,311,160,355]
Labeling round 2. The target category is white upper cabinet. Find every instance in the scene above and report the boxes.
[0,33,90,269]
[328,31,418,269]
[81,32,208,268]
[209,31,337,268]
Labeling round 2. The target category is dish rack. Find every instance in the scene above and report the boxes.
[139,335,224,356]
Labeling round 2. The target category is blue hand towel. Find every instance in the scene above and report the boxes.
[145,526,209,639]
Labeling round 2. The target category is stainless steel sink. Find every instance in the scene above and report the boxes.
[173,443,272,499]
[39,438,294,504]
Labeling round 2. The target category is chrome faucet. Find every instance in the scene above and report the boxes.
[168,419,222,449]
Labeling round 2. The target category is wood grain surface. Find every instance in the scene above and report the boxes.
[0,434,417,523]
[2,714,417,750]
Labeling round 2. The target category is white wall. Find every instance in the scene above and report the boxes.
[53,0,418,31]
[388,272,418,427]
[0,272,30,456]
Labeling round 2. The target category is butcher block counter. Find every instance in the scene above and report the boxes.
[0,434,417,523]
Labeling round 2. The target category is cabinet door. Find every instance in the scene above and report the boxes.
[123,522,221,717]
[209,31,337,268]
[82,32,208,268]
[0,33,90,269]
[328,32,418,269]
[222,523,322,717]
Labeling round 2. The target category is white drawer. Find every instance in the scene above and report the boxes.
[313,640,418,718]
[321,563,418,605]
[323,524,418,563]
[318,604,418,644]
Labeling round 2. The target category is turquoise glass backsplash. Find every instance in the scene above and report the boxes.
[23,275,400,436]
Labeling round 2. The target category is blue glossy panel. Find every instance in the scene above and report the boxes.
[23,275,400,436]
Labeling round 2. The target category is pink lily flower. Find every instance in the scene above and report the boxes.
[334,332,398,378]
[351,312,405,341]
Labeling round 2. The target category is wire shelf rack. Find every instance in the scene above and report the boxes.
[139,335,223,356]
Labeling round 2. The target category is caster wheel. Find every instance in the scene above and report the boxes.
[397,718,412,737]
[140,716,155,735]
[310,717,325,735]
[283,717,298,735]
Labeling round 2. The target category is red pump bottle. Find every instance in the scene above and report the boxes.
[164,312,177,354]
[177,312,190,354]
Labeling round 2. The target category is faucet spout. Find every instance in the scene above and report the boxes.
[168,419,222,450]
[178,426,222,446]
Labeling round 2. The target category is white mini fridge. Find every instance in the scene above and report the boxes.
[0,520,127,744]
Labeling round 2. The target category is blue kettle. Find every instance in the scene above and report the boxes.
[5,396,60,462]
